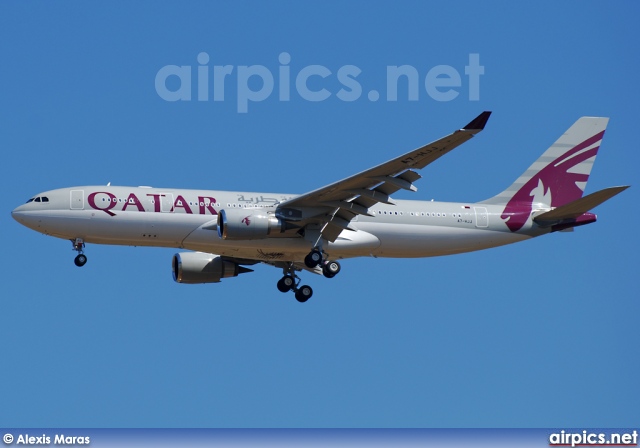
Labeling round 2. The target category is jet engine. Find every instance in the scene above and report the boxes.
[172,252,252,284]
[217,208,285,240]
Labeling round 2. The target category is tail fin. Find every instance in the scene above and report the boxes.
[482,116,609,232]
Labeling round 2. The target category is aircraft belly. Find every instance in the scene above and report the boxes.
[359,222,529,257]
[86,212,197,246]
[14,210,91,239]
[20,210,206,249]
[181,228,380,261]
[326,230,380,256]
[182,230,312,262]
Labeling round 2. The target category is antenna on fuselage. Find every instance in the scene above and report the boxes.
[107,182,111,186]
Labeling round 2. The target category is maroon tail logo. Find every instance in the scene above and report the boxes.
[502,131,604,232]
[241,216,251,226]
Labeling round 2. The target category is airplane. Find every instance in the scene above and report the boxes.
[11,112,629,302]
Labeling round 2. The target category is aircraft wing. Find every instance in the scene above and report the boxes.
[276,111,491,241]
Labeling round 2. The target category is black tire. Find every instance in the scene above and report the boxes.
[304,249,322,268]
[322,260,341,278]
[74,254,87,267]
[295,285,313,303]
[277,275,294,293]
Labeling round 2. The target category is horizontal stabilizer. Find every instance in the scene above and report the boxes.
[533,186,629,223]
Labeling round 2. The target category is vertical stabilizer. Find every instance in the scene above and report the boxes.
[481,117,609,232]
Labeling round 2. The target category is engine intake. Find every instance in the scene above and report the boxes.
[172,252,252,284]
[217,208,285,240]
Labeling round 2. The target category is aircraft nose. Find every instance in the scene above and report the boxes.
[12,205,26,224]
[11,204,36,228]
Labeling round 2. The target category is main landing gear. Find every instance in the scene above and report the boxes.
[72,238,87,267]
[304,249,323,268]
[277,267,313,303]
[304,248,341,278]
[321,260,341,278]
[277,250,342,303]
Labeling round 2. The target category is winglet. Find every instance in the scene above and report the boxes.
[463,111,492,131]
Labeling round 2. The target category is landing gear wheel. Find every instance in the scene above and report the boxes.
[71,238,86,267]
[295,285,313,303]
[322,260,341,278]
[304,249,323,268]
[277,275,295,293]
[74,254,87,267]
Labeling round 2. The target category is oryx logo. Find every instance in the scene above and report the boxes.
[257,249,285,260]
[241,215,251,226]
[502,131,604,232]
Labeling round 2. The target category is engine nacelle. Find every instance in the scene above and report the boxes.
[217,208,285,240]
[172,252,250,284]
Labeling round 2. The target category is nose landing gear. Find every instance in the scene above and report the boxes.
[72,238,87,267]
[74,253,87,267]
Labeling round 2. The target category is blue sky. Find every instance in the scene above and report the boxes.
[1,1,638,428]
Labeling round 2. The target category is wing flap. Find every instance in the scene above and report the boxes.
[321,221,348,242]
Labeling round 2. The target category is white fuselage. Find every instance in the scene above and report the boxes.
[11,186,541,263]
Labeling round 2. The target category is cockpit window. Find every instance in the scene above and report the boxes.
[26,196,49,203]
